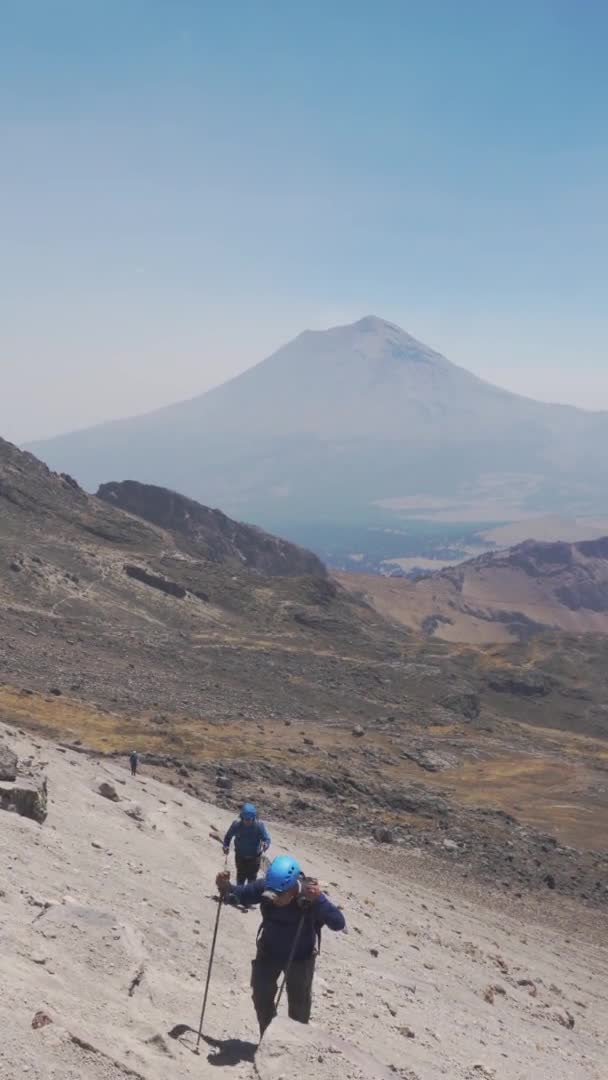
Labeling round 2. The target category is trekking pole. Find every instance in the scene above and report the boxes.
[195,898,222,1052]
[195,854,229,1054]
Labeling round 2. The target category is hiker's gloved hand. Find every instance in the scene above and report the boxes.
[302,878,321,903]
[216,871,231,897]
[222,846,229,856]
[262,842,270,852]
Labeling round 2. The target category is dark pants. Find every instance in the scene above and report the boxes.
[251,950,316,1035]
[235,854,260,885]
[130,763,137,776]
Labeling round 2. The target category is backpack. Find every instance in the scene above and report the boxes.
[257,875,322,956]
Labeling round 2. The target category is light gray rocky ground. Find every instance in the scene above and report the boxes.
[1,723,606,1080]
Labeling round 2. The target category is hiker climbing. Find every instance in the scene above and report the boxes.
[216,854,345,1036]
[129,750,138,777]
[223,803,271,884]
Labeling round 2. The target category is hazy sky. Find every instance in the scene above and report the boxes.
[2,1,607,443]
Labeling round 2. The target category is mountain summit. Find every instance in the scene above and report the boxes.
[28,317,608,523]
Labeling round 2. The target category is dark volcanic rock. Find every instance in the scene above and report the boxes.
[0,742,18,781]
[422,614,453,635]
[98,781,120,802]
[60,473,81,491]
[124,564,187,599]
[556,582,608,613]
[440,688,480,720]
[486,670,552,697]
[292,610,346,631]
[372,826,394,844]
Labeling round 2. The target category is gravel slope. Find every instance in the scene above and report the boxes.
[1,723,606,1080]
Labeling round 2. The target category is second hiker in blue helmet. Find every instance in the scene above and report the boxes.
[222,803,271,885]
[216,853,345,1035]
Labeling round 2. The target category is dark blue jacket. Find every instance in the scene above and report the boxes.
[227,879,345,964]
[223,819,271,859]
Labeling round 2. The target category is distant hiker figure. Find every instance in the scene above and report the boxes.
[223,803,271,884]
[216,854,345,1036]
[129,750,138,777]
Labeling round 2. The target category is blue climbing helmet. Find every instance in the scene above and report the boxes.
[264,855,301,894]
[240,802,256,821]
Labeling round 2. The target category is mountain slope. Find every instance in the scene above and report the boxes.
[3,435,608,905]
[28,317,608,523]
[5,434,454,735]
[0,436,322,577]
[3,724,606,1080]
[336,537,608,644]
[0,433,394,707]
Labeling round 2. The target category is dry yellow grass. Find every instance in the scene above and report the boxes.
[3,682,606,851]
[436,754,608,849]
[0,684,391,770]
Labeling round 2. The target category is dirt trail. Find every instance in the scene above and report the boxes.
[1,722,607,1079]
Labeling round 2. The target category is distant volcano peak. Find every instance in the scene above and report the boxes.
[354,314,400,332]
[24,315,608,522]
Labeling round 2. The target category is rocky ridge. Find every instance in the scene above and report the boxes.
[97,480,326,578]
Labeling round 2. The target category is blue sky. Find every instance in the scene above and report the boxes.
[1,1,607,440]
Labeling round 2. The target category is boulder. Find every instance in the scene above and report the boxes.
[0,742,18,782]
[0,776,48,823]
[98,781,120,802]
[401,748,454,772]
[372,826,394,844]
[32,1011,53,1030]
[440,688,480,719]
[352,725,365,738]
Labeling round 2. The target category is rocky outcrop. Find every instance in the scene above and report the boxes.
[0,739,47,822]
[124,564,187,599]
[97,480,326,578]
[486,670,552,697]
[401,748,455,772]
[0,775,47,823]
[0,742,18,781]
[440,688,480,720]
